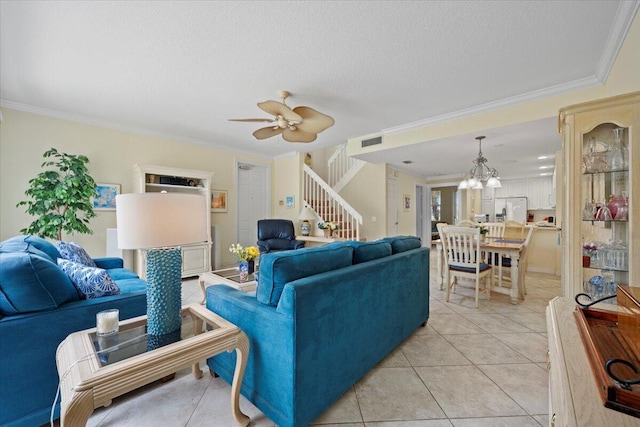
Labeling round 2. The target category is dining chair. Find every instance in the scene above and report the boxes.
[503,221,527,239]
[455,220,477,227]
[440,225,492,308]
[498,225,534,290]
[482,222,504,281]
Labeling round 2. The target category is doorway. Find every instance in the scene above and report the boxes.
[236,161,271,248]
[415,184,431,245]
[387,178,398,236]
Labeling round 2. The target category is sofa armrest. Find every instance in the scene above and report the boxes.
[257,240,271,253]
[94,257,124,269]
[289,239,305,250]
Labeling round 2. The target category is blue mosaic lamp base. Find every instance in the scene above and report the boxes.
[146,247,182,338]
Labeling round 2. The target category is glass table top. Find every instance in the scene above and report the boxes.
[90,310,218,367]
[213,267,257,283]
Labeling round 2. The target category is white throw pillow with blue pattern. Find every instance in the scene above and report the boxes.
[57,258,120,299]
[56,241,97,267]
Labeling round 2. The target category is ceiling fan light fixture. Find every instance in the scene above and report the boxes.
[232,90,334,143]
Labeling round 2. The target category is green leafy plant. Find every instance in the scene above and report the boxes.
[17,148,98,240]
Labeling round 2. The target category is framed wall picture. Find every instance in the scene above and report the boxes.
[285,196,295,209]
[92,183,120,211]
[403,194,412,211]
[211,190,228,212]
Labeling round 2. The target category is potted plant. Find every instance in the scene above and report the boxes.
[318,221,340,238]
[17,148,97,240]
[229,243,259,280]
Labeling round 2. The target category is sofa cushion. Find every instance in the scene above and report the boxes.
[56,241,97,267]
[256,242,354,306]
[0,252,80,315]
[107,267,139,281]
[379,235,422,254]
[344,240,392,264]
[0,235,61,263]
[57,259,121,299]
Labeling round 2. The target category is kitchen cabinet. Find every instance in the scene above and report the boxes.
[559,91,639,299]
[133,164,213,278]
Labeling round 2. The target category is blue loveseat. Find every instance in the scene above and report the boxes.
[0,235,148,427]
[205,236,429,427]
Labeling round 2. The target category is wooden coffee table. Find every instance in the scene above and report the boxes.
[56,303,250,426]
[199,268,257,304]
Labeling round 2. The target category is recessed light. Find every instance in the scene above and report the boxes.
[537,156,549,160]
[540,172,552,176]
[402,160,414,164]
[539,165,553,169]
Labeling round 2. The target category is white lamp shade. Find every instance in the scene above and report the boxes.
[116,192,208,249]
[298,206,317,221]
[466,177,478,187]
[486,177,502,188]
[458,180,468,190]
[472,181,483,190]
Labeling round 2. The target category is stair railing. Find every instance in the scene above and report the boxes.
[327,144,366,192]
[302,164,362,240]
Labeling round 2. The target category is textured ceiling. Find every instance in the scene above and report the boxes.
[1,1,638,179]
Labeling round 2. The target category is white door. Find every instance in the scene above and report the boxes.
[237,163,270,248]
[387,178,398,236]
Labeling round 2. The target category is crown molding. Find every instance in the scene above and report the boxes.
[596,0,640,82]
[381,75,602,136]
[383,3,639,137]
[0,98,275,160]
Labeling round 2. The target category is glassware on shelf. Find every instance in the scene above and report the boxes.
[608,127,627,171]
[582,199,596,220]
[607,194,628,220]
[595,201,612,221]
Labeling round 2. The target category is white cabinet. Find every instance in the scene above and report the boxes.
[133,164,213,278]
[559,92,639,298]
[526,177,555,209]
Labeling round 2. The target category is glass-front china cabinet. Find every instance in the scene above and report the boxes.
[559,91,639,301]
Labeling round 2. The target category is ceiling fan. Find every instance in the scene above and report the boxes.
[229,90,334,143]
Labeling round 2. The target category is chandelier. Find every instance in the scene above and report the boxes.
[458,136,501,190]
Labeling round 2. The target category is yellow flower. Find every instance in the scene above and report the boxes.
[229,243,259,261]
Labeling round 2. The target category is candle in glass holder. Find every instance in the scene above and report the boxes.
[96,309,119,336]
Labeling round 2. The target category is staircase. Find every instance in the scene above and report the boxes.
[328,144,366,192]
[302,164,363,240]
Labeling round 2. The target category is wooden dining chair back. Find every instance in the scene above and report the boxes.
[503,221,527,240]
[498,225,535,290]
[440,225,492,308]
[483,222,505,238]
[455,220,477,227]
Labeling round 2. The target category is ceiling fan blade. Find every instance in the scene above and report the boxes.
[253,126,283,140]
[257,100,303,123]
[282,128,317,143]
[292,106,335,134]
[229,118,274,123]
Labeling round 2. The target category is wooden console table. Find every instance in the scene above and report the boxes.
[56,304,250,426]
[546,297,639,426]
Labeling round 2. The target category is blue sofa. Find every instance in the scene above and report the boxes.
[205,236,429,427]
[0,235,148,427]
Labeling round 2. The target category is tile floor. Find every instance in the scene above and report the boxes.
[60,252,561,427]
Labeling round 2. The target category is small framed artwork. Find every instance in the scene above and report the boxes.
[93,183,120,211]
[211,190,228,213]
[285,196,295,209]
[403,194,412,211]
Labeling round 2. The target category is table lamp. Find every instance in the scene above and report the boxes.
[298,206,317,236]
[116,192,207,346]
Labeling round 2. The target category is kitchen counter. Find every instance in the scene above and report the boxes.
[527,225,561,275]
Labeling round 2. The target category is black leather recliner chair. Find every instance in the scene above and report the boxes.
[257,219,306,254]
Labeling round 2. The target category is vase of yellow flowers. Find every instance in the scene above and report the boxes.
[318,221,340,238]
[229,243,259,281]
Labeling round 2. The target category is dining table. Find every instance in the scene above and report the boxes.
[432,236,526,304]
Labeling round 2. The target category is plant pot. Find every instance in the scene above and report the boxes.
[323,229,331,238]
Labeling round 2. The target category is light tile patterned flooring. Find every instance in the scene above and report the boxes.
[74,251,560,427]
